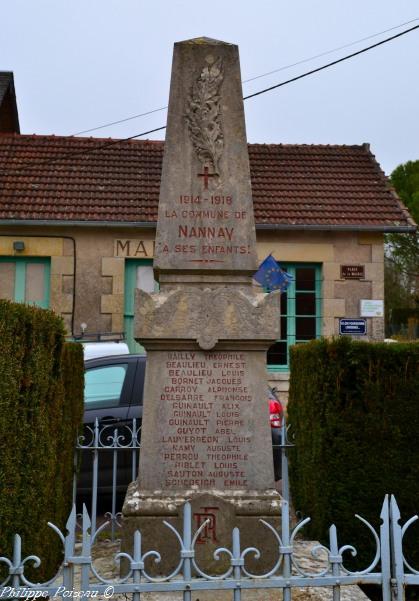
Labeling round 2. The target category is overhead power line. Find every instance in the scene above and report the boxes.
[243,22,419,100]
[72,106,168,136]
[70,17,419,137]
[242,16,419,83]
[1,22,418,177]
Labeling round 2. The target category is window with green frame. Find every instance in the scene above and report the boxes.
[0,257,51,309]
[267,263,322,371]
[124,259,159,353]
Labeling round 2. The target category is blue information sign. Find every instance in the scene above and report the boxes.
[339,318,367,335]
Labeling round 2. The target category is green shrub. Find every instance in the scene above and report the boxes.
[0,300,84,581]
[288,337,419,568]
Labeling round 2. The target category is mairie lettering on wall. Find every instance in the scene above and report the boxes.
[114,239,155,258]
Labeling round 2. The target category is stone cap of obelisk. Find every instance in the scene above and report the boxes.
[153,37,259,282]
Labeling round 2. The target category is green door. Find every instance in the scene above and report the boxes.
[124,259,158,353]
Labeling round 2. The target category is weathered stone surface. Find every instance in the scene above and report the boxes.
[333,234,372,263]
[135,286,281,349]
[75,537,370,601]
[122,36,282,574]
[122,489,282,575]
[137,349,275,491]
[154,38,258,277]
[334,280,372,316]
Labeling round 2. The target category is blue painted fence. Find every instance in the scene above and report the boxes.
[1,495,418,601]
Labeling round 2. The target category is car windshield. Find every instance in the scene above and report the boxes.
[84,364,128,408]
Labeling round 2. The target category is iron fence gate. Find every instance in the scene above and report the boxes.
[2,418,418,599]
[72,416,292,541]
[1,494,419,600]
[73,417,141,540]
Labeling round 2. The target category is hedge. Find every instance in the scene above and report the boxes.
[288,337,419,568]
[0,300,84,581]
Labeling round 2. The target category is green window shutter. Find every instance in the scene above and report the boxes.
[14,260,26,302]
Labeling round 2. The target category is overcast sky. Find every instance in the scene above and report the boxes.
[2,0,418,175]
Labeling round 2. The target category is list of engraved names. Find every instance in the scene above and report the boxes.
[159,351,252,489]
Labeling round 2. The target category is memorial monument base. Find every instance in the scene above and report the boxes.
[122,486,282,575]
[121,36,284,578]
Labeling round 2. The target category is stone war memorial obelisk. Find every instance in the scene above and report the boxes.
[122,37,282,574]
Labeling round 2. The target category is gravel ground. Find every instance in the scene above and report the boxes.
[70,536,370,601]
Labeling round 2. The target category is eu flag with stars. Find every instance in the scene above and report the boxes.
[253,255,293,292]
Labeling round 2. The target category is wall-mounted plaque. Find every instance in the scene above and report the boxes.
[360,299,384,317]
[339,319,367,335]
[341,265,365,279]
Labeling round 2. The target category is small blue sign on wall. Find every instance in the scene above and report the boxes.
[339,318,367,335]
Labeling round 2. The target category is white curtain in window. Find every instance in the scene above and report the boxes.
[136,265,155,293]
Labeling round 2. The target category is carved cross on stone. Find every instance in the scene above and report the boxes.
[197,165,217,189]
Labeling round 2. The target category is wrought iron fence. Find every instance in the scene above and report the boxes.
[1,414,418,600]
[1,494,419,600]
[73,415,292,541]
[73,417,141,540]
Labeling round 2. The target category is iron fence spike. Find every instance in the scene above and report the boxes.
[82,504,91,529]
[65,504,77,532]
[390,495,401,522]
[380,495,389,521]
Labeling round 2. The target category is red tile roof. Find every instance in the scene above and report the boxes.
[0,133,415,230]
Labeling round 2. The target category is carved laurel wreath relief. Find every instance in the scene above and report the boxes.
[184,57,224,173]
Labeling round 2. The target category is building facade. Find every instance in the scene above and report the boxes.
[0,78,416,401]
